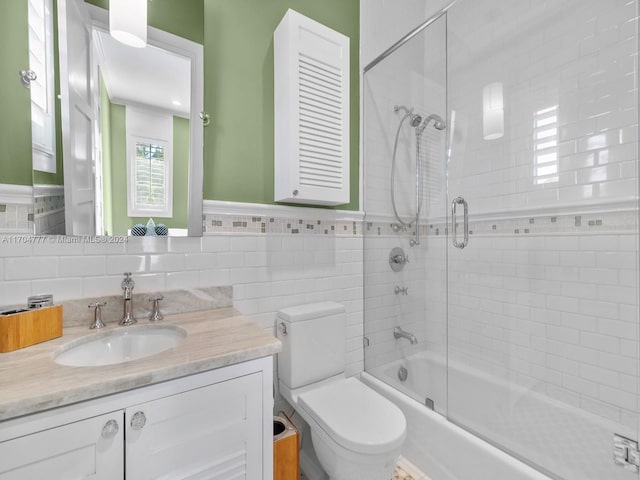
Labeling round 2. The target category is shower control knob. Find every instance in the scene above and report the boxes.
[389,247,408,272]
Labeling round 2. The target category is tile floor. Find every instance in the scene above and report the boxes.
[392,465,416,479]
[298,457,428,480]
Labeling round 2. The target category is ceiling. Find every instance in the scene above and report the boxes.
[95,29,191,117]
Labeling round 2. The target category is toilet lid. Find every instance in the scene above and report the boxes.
[297,377,406,455]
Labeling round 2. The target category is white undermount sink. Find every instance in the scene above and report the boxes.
[54,325,187,367]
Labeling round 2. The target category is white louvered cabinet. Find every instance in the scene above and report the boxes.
[0,411,124,479]
[274,9,350,206]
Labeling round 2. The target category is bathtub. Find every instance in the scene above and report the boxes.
[362,351,631,480]
[369,351,448,416]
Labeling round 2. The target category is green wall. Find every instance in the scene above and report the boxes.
[104,101,190,236]
[0,0,33,186]
[2,0,361,212]
[84,0,204,44]
[100,72,114,235]
[203,0,360,210]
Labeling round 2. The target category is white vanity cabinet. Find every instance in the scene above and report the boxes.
[0,357,273,480]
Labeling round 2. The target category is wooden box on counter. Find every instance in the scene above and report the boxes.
[0,305,63,353]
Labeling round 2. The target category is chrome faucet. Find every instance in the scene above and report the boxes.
[394,326,418,344]
[119,272,137,326]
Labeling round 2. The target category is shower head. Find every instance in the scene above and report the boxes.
[425,114,446,130]
[417,113,447,134]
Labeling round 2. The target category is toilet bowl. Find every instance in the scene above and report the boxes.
[277,302,406,480]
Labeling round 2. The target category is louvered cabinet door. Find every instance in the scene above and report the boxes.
[0,411,124,480]
[274,9,350,206]
[125,373,263,480]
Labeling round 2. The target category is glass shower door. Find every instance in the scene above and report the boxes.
[363,15,448,414]
[446,1,639,479]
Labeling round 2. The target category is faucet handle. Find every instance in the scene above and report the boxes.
[88,301,107,329]
[148,295,164,322]
[121,272,135,289]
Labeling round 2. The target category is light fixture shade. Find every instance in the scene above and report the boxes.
[110,0,147,48]
[482,82,504,140]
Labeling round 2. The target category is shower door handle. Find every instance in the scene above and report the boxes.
[451,196,468,249]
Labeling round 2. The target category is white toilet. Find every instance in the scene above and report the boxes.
[277,302,406,480]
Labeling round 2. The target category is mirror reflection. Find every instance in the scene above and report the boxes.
[14,0,203,237]
[90,28,193,236]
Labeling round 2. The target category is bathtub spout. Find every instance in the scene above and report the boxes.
[393,326,418,344]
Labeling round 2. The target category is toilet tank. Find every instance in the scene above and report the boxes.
[277,302,346,389]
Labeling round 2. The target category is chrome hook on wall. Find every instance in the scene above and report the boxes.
[19,69,37,89]
[199,111,211,127]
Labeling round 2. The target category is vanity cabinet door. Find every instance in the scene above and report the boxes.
[0,411,123,479]
[125,372,264,479]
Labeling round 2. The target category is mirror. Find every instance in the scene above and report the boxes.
[28,0,203,237]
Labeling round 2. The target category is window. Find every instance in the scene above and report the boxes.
[533,106,559,185]
[128,137,172,217]
[28,0,56,173]
[135,141,167,209]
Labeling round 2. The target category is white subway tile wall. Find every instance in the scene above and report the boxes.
[33,193,65,235]
[447,0,638,214]
[0,220,364,377]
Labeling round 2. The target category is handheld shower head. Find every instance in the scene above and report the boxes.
[409,114,422,127]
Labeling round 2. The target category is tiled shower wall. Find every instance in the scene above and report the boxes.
[362,0,638,478]
[0,212,365,377]
[447,0,637,211]
[445,0,638,422]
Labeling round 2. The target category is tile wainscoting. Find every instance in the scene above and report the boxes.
[0,202,365,377]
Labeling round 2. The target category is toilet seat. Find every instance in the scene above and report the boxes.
[297,377,406,455]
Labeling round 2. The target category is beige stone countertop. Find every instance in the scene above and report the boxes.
[0,308,281,421]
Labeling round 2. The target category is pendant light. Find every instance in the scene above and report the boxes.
[110,0,147,49]
[482,82,504,140]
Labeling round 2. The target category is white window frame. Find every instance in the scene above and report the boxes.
[125,107,173,218]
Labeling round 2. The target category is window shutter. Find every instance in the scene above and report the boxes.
[135,142,166,209]
[274,9,350,206]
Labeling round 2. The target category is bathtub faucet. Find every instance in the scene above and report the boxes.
[393,326,418,344]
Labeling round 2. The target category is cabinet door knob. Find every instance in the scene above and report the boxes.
[101,419,119,439]
[130,411,147,430]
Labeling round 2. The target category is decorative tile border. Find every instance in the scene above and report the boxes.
[33,194,64,215]
[204,213,362,236]
[365,208,638,238]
